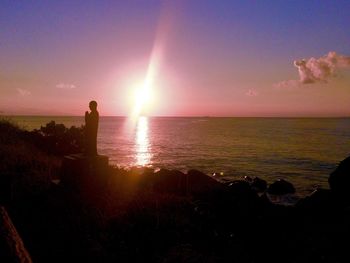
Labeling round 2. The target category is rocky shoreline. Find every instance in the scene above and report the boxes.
[12,155,350,262]
[1,119,350,262]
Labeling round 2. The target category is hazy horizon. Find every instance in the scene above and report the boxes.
[3,114,350,118]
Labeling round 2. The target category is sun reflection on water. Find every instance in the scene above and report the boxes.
[135,116,152,166]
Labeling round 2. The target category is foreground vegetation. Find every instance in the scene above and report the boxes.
[0,118,84,201]
[1,118,350,263]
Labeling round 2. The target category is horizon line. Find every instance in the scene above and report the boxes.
[2,114,350,118]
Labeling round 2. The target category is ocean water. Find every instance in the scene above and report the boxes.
[8,116,350,195]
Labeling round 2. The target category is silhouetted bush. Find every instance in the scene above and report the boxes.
[0,119,60,203]
[24,121,85,156]
[0,119,83,203]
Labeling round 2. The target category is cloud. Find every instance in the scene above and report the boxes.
[56,83,76,89]
[276,51,350,88]
[295,51,350,84]
[273,79,301,89]
[245,89,258,96]
[16,88,31,96]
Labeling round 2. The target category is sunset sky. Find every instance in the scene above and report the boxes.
[1,0,350,116]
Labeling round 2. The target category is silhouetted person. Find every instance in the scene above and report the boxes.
[85,100,99,156]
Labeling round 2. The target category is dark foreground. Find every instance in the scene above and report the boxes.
[1,119,350,263]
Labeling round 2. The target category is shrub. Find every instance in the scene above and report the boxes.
[25,121,85,156]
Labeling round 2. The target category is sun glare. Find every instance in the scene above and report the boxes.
[135,116,151,166]
[129,42,162,118]
[133,84,153,116]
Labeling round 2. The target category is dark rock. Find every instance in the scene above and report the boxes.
[329,156,350,200]
[228,180,252,195]
[153,169,187,194]
[130,166,154,175]
[260,193,273,206]
[251,177,267,192]
[227,180,261,209]
[267,179,295,195]
[296,188,335,213]
[244,176,253,183]
[153,169,225,196]
[60,153,109,190]
[187,169,224,194]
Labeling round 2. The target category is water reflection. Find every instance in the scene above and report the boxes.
[135,116,152,166]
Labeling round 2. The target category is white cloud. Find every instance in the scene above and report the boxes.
[246,89,258,96]
[56,83,76,89]
[275,51,350,88]
[16,88,31,96]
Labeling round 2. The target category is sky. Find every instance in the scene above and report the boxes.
[1,0,350,116]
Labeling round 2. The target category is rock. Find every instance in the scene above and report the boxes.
[60,153,109,189]
[187,169,225,194]
[152,169,224,195]
[153,169,187,194]
[260,193,273,206]
[267,179,295,195]
[228,180,252,195]
[329,156,350,199]
[244,176,253,183]
[227,180,261,209]
[251,177,267,192]
[296,188,335,213]
[130,166,154,175]
[242,176,267,192]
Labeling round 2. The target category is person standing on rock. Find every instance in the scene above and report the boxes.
[85,100,99,156]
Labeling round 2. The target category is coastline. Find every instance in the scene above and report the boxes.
[5,115,349,196]
[3,154,350,262]
[1,118,350,262]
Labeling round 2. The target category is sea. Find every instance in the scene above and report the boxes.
[6,116,350,196]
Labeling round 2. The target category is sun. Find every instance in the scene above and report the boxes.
[129,41,161,118]
[132,84,153,117]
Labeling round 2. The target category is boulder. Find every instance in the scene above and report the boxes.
[260,193,273,206]
[227,180,252,195]
[152,169,224,195]
[251,177,267,192]
[60,153,109,189]
[267,179,295,195]
[296,188,335,213]
[153,169,187,194]
[187,169,224,194]
[227,180,261,209]
[243,176,253,183]
[328,156,350,199]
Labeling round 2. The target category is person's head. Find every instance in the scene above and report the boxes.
[89,100,98,111]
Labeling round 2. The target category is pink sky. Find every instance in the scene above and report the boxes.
[1,1,350,116]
